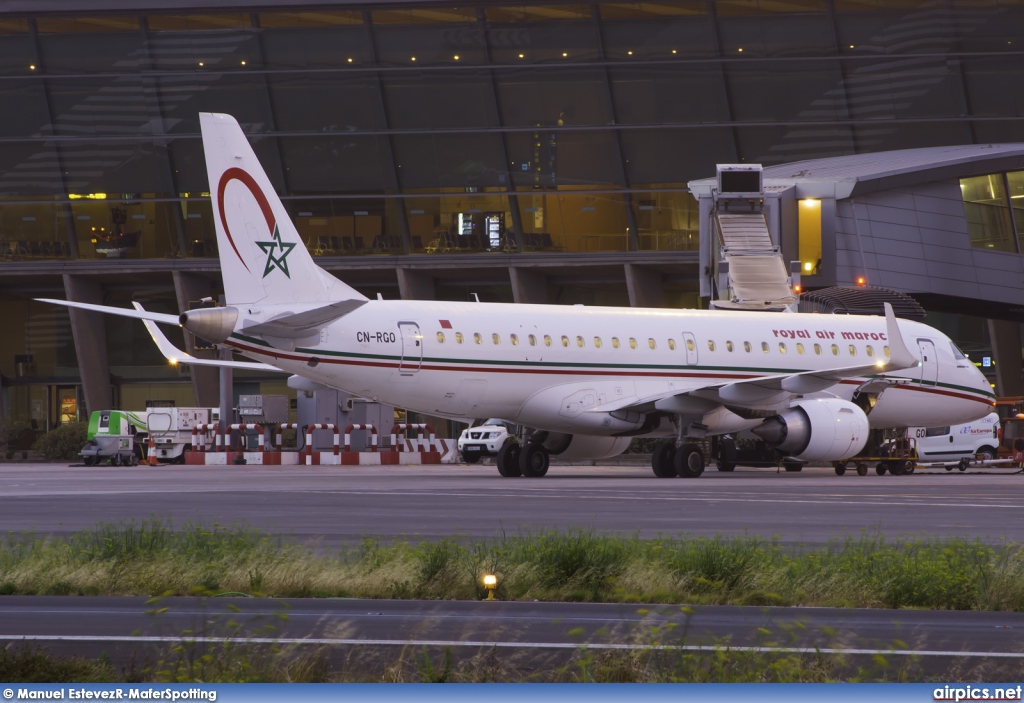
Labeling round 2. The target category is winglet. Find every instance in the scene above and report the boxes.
[883,302,917,370]
[132,302,281,371]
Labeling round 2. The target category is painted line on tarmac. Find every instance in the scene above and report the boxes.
[0,634,1021,659]
[312,489,1024,511]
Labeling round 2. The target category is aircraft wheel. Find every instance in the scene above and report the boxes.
[674,443,705,478]
[783,460,803,472]
[652,441,676,478]
[834,462,847,476]
[519,443,550,478]
[856,462,868,476]
[876,462,888,476]
[496,442,522,478]
[717,437,737,472]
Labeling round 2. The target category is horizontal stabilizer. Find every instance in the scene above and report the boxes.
[35,298,180,325]
[241,299,367,338]
[133,303,282,371]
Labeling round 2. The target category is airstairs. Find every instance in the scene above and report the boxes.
[709,165,797,311]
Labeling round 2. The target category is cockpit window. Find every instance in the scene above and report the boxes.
[950,342,967,361]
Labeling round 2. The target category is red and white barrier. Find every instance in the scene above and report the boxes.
[342,424,377,452]
[303,423,342,465]
[191,423,220,452]
[275,423,303,450]
[389,423,439,452]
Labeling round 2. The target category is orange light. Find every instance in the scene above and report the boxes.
[793,284,802,293]
[856,276,866,286]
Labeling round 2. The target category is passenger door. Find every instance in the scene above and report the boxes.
[917,338,938,386]
[398,322,422,375]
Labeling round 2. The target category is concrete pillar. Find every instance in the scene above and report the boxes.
[510,267,548,305]
[172,271,219,408]
[63,274,112,414]
[625,263,663,308]
[397,268,435,300]
[988,318,1023,398]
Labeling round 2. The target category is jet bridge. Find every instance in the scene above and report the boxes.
[704,165,798,312]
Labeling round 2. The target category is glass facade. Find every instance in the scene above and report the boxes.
[1,1,1021,264]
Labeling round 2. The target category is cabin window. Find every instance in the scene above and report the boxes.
[831,344,839,355]
[796,342,804,354]
[761,342,770,353]
[708,340,716,352]
[594,337,602,348]
[544,335,552,347]
[510,333,519,346]
[455,332,464,344]
[778,342,787,354]
[629,337,638,349]
[668,339,677,351]
[437,331,445,343]
[561,335,569,348]
[743,341,751,352]
[725,340,734,352]
[866,345,874,357]
[474,333,482,345]
[492,333,501,345]
[528,334,536,346]
[848,344,857,356]
[648,338,657,350]
[612,337,620,349]
[883,345,890,358]
[576,336,585,348]
[686,339,695,352]
[814,343,821,355]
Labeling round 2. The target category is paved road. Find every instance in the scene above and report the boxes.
[1,463,1023,547]
[2,596,1023,675]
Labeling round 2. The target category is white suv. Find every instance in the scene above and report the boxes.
[458,419,514,464]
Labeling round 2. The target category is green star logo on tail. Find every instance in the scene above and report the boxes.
[255,225,297,278]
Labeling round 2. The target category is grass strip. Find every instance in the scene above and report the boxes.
[1,519,1024,610]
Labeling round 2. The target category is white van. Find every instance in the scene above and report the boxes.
[908,412,1000,462]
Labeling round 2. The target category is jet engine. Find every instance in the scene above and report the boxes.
[540,432,632,462]
[752,398,869,461]
[179,306,239,344]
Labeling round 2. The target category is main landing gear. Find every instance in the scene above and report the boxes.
[651,440,705,478]
[496,440,550,478]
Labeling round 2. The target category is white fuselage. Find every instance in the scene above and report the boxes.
[224,301,994,435]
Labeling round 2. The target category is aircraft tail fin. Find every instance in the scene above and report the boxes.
[199,112,367,306]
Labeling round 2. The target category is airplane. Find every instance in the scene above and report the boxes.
[38,112,996,479]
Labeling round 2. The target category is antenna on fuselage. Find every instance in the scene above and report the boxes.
[471,293,480,303]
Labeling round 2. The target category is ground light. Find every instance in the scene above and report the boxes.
[482,574,498,600]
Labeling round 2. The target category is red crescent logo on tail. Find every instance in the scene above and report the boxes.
[216,167,277,273]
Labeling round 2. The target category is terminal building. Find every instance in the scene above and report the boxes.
[1,0,1023,434]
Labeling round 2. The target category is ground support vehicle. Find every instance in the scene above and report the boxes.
[80,408,217,465]
[832,431,918,476]
[709,434,805,473]
[80,410,144,466]
[457,419,514,464]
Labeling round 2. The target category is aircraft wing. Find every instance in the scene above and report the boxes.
[36,297,181,325]
[592,302,918,413]
[132,303,283,372]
